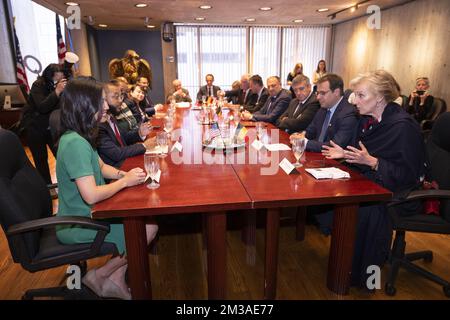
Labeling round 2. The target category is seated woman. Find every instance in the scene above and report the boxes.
[124,85,162,124]
[406,77,434,124]
[287,62,303,97]
[56,78,158,299]
[321,70,425,288]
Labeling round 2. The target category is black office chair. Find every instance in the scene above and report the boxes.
[385,112,450,298]
[0,128,118,299]
[421,97,447,131]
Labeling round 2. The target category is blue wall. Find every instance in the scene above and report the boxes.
[94,29,164,103]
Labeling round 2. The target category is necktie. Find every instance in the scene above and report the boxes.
[209,86,213,97]
[293,102,302,118]
[112,122,125,147]
[318,110,332,142]
[267,96,276,114]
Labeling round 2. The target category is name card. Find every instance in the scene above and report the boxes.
[265,143,291,152]
[251,139,264,151]
[171,141,183,152]
[279,158,297,175]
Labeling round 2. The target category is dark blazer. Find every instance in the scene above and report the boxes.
[305,97,357,152]
[225,88,252,105]
[124,99,148,123]
[244,87,269,113]
[252,89,292,124]
[277,93,320,134]
[97,120,146,167]
[24,78,59,131]
[196,85,221,102]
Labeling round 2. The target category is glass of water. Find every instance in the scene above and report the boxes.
[291,137,306,167]
[144,153,160,189]
[157,131,169,158]
[255,122,264,141]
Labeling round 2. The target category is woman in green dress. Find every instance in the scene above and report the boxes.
[56,78,158,299]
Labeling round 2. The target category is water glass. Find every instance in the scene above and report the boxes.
[291,137,306,167]
[144,153,160,189]
[156,131,169,158]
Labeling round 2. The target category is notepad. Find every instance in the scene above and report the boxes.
[305,167,350,179]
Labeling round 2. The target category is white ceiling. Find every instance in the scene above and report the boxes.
[33,0,412,30]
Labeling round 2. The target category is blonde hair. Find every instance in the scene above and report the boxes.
[291,63,303,77]
[416,77,430,86]
[350,70,399,103]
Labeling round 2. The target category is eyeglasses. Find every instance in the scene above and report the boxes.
[111,94,124,100]
[316,90,331,96]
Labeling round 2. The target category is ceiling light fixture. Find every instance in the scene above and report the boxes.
[135,3,148,8]
[199,5,212,9]
[65,2,79,6]
[326,0,369,21]
[317,8,329,12]
[146,25,155,29]
[98,24,108,28]
[245,18,256,22]
[195,17,205,21]
[259,7,272,11]
[293,19,304,23]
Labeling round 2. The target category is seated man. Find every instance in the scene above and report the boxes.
[98,81,155,167]
[167,79,192,103]
[225,74,252,105]
[241,76,292,124]
[243,74,269,113]
[136,76,163,116]
[406,77,435,123]
[196,74,221,102]
[277,74,320,134]
[291,73,357,152]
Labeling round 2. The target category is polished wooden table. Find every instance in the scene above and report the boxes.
[230,125,392,297]
[93,107,252,299]
[93,106,391,299]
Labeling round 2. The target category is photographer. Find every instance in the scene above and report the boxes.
[23,63,66,186]
[406,77,434,123]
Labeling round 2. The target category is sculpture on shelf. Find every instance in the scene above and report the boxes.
[108,50,152,88]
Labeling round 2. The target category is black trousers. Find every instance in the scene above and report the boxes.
[26,125,56,184]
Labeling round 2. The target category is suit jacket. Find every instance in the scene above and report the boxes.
[168,88,192,103]
[24,78,59,131]
[97,120,146,167]
[225,88,252,105]
[277,94,320,134]
[244,88,269,113]
[305,97,357,152]
[196,85,221,102]
[252,89,292,124]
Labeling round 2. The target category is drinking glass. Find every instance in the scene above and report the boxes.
[156,131,169,158]
[291,137,306,167]
[255,122,264,141]
[164,116,174,133]
[144,153,160,189]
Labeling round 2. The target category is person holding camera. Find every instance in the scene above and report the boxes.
[407,77,434,123]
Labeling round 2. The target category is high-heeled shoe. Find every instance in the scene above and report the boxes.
[82,268,103,297]
[101,278,131,300]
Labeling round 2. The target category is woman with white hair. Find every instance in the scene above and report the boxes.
[406,77,434,123]
[321,70,426,288]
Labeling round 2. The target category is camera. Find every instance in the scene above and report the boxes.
[416,90,425,96]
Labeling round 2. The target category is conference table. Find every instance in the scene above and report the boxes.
[92,104,392,299]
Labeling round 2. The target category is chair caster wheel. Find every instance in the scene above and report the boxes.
[385,283,397,296]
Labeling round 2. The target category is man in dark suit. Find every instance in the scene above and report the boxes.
[244,74,270,113]
[136,76,163,116]
[291,73,357,152]
[196,74,221,102]
[277,74,320,134]
[224,74,251,105]
[241,76,291,124]
[97,81,155,167]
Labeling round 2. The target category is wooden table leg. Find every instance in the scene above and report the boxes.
[206,211,226,299]
[241,209,256,246]
[327,203,359,295]
[264,207,280,300]
[124,217,152,300]
[296,206,307,241]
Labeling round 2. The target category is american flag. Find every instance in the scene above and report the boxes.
[13,25,30,93]
[209,124,221,139]
[56,14,66,64]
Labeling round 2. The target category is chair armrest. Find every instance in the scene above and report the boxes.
[6,216,110,236]
[388,190,450,207]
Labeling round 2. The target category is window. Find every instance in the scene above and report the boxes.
[11,0,65,85]
[176,25,331,93]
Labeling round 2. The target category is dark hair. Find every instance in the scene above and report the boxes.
[135,76,148,84]
[37,64,63,91]
[317,73,344,96]
[249,74,263,87]
[205,74,214,80]
[59,78,104,148]
[316,60,327,73]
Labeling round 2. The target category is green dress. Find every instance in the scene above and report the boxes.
[56,131,126,253]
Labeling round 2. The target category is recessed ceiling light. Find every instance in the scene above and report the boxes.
[317,8,329,12]
[146,25,155,29]
[98,24,108,28]
[195,17,205,21]
[293,19,304,23]
[65,2,79,5]
[135,3,148,8]
[199,5,212,9]
[245,18,256,22]
[259,7,272,11]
